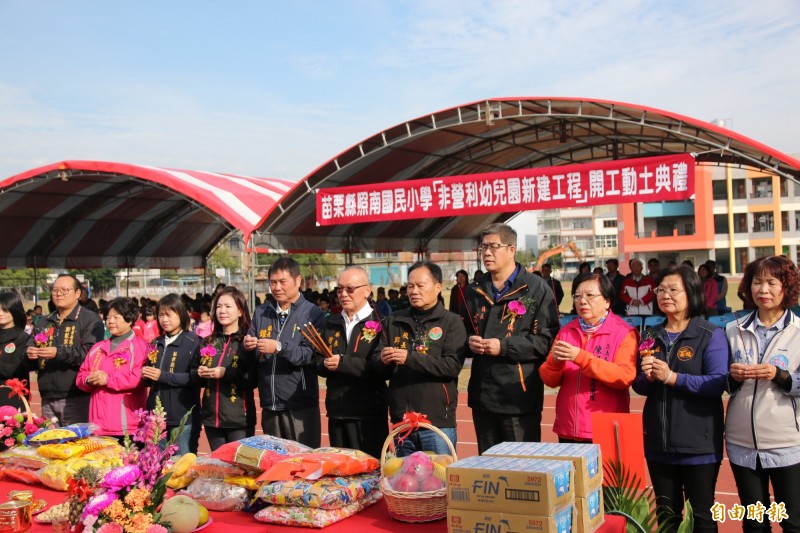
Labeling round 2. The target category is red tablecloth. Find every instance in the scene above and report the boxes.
[3,479,625,532]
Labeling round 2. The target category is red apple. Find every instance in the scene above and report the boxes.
[391,473,419,492]
[418,476,444,492]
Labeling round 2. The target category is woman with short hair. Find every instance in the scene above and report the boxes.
[726,256,800,532]
[539,272,638,443]
[76,297,148,441]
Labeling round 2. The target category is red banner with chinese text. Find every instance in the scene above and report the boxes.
[315,153,695,226]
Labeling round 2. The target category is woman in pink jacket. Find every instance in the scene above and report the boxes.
[77,297,148,442]
[539,272,639,442]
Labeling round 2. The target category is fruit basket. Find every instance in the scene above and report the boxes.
[379,416,457,523]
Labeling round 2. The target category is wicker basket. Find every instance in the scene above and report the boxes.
[380,421,458,523]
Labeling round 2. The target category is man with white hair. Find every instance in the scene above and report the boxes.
[314,267,388,458]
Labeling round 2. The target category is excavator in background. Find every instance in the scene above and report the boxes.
[528,241,584,272]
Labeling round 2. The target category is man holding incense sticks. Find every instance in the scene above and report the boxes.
[312,266,388,458]
[462,223,560,453]
[244,257,325,448]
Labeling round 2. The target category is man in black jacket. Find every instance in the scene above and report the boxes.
[463,223,559,453]
[377,261,466,456]
[26,274,104,426]
[314,266,388,459]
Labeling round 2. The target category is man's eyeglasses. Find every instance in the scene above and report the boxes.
[336,285,368,294]
[655,287,684,297]
[572,293,603,302]
[51,288,74,295]
[477,243,512,253]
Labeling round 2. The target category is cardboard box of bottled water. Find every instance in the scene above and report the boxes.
[446,455,573,515]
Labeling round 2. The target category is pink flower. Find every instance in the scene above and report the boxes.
[639,338,655,352]
[101,465,142,492]
[3,437,14,447]
[508,300,527,316]
[365,320,382,333]
[82,492,118,519]
[200,345,217,358]
[23,423,39,435]
[1,427,11,437]
[96,523,123,533]
[0,406,18,418]
[34,332,50,344]
[6,418,18,429]
[146,526,169,533]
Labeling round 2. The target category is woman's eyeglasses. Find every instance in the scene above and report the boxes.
[654,287,684,297]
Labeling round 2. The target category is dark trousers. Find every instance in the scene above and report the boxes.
[204,426,247,451]
[261,404,321,449]
[731,458,800,532]
[648,460,721,533]
[473,410,541,454]
[328,417,388,459]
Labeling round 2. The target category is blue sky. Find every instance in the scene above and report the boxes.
[1,0,799,183]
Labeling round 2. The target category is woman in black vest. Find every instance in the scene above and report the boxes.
[632,264,728,532]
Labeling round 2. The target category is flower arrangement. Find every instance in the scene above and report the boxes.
[79,398,190,533]
[34,326,55,347]
[0,378,54,448]
[361,320,382,342]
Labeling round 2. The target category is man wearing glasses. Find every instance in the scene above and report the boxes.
[462,223,560,453]
[313,267,388,458]
[26,274,104,425]
[244,257,325,448]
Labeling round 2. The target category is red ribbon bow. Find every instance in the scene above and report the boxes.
[67,478,92,502]
[5,379,28,400]
[390,412,431,446]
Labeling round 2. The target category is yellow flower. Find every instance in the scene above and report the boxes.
[105,499,128,521]
[123,488,151,513]
[126,512,154,533]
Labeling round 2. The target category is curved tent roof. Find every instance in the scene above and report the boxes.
[255,97,800,254]
[0,160,294,269]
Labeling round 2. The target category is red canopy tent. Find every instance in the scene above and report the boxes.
[0,160,294,270]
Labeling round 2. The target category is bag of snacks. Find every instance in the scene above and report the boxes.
[178,478,251,511]
[210,434,311,472]
[187,456,246,479]
[256,471,381,509]
[36,436,118,460]
[257,447,379,482]
[254,490,382,527]
[24,423,95,446]
[0,445,51,469]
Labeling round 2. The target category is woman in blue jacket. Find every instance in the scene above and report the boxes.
[141,293,201,455]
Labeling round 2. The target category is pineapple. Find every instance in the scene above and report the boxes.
[68,465,101,526]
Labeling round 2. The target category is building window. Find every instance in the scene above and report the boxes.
[754,213,774,232]
[754,246,773,259]
[602,220,618,228]
[714,214,729,234]
[596,235,617,248]
[561,218,593,230]
[752,177,773,199]
[734,214,748,233]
